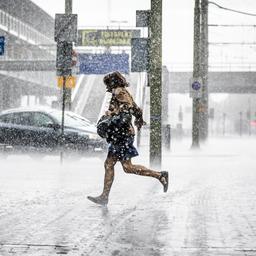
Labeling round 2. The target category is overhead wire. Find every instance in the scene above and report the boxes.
[208,1,256,68]
[208,1,256,17]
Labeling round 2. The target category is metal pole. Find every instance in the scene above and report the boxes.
[191,0,201,149]
[65,0,72,14]
[65,0,72,110]
[149,0,162,168]
[248,98,251,136]
[200,0,209,141]
[239,112,242,137]
[60,76,66,164]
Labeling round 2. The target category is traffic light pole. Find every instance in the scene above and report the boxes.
[65,0,72,111]
[60,76,66,164]
[191,0,200,149]
[55,0,77,164]
[149,0,162,168]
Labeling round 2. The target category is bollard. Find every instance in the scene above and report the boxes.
[164,124,171,151]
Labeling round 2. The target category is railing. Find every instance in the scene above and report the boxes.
[209,63,256,72]
[0,9,54,52]
[73,76,96,115]
[166,62,256,72]
[0,70,55,88]
[0,9,56,88]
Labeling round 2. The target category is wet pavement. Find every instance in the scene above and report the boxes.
[0,138,256,255]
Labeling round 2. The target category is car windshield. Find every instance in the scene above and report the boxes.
[50,111,91,128]
[65,111,91,125]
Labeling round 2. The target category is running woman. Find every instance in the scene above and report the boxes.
[87,71,169,205]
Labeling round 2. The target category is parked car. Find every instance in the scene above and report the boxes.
[0,107,106,158]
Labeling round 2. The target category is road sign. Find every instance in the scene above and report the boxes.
[77,29,140,46]
[54,14,78,42]
[136,10,150,27]
[0,36,5,56]
[131,38,149,72]
[78,53,129,74]
[192,81,201,90]
[189,77,202,98]
[57,76,76,89]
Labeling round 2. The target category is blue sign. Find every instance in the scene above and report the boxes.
[0,36,5,56]
[192,81,201,90]
[131,38,149,72]
[78,53,129,74]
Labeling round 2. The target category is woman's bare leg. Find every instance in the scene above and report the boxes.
[87,155,117,205]
[101,155,118,199]
[121,159,169,192]
[121,159,161,179]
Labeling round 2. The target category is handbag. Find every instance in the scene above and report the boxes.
[97,112,132,142]
[96,115,112,139]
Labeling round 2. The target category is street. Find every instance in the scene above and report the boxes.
[0,138,256,255]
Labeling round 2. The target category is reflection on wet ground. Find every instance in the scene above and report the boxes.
[0,138,256,255]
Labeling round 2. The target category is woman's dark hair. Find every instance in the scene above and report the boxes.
[103,71,129,92]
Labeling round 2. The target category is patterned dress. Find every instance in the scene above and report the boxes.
[107,87,144,161]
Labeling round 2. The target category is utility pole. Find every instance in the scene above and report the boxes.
[65,0,72,111]
[191,0,201,148]
[200,0,209,141]
[149,0,162,168]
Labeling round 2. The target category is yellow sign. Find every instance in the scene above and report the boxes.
[57,76,76,89]
[78,29,141,46]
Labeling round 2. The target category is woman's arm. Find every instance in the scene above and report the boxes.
[114,88,146,130]
[130,102,145,131]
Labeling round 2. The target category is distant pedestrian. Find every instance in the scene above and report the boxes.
[87,71,169,206]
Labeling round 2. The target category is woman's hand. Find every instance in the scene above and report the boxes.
[105,110,112,116]
[105,110,119,116]
[134,118,146,131]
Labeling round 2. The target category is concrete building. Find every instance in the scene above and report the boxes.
[0,0,57,111]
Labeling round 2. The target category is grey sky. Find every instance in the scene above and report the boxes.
[32,0,256,68]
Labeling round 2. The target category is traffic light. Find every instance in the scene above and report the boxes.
[56,41,72,76]
[54,13,77,77]
[132,10,150,73]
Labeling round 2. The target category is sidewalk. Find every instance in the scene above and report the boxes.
[0,138,256,255]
